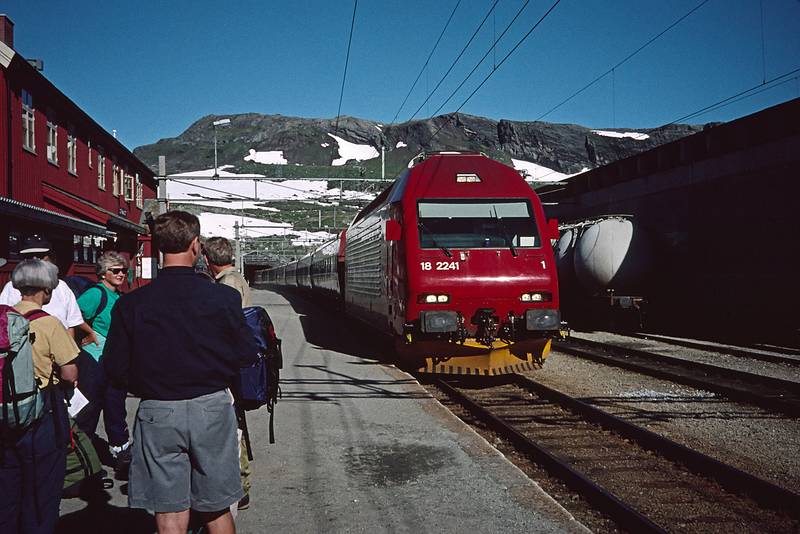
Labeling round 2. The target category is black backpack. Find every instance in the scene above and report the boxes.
[63,276,108,324]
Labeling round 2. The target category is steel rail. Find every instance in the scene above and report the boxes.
[566,338,800,393]
[435,378,666,534]
[621,332,800,366]
[509,374,800,517]
[554,341,800,417]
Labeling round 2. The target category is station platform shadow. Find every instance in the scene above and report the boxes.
[268,287,399,368]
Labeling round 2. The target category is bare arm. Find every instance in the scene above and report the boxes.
[75,321,99,346]
[60,362,78,387]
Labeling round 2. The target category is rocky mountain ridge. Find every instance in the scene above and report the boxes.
[134,112,709,180]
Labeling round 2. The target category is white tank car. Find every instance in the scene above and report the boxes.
[555,228,579,290]
[571,217,653,295]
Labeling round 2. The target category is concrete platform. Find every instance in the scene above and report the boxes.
[59,288,586,533]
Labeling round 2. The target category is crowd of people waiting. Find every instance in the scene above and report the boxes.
[0,211,259,534]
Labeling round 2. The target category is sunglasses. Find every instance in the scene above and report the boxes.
[108,268,128,275]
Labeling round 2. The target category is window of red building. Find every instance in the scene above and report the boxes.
[67,126,77,175]
[46,110,58,164]
[22,89,35,152]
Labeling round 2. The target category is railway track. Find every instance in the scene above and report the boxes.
[554,338,800,417]
[432,374,800,533]
[619,332,800,366]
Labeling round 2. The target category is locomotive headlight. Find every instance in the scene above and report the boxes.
[520,292,551,302]
[418,293,450,304]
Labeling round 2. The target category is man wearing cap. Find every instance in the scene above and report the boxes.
[0,235,97,345]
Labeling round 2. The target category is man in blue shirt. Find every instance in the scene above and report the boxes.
[104,211,258,534]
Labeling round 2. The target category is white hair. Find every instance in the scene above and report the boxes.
[11,259,59,294]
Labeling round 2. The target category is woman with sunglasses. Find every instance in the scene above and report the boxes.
[75,251,132,477]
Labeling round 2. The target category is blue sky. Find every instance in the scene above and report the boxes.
[4,0,799,150]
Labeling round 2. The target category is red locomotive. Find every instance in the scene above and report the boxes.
[255,152,563,375]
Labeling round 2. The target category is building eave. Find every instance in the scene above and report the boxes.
[0,196,113,236]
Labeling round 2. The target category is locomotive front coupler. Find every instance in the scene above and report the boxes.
[471,308,499,346]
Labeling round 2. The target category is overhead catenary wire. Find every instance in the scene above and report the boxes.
[390,0,463,124]
[527,66,800,185]
[647,66,800,130]
[534,0,711,122]
[429,0,533,120]
[423,0,563,146]
[333,0,359,138]
[406,0,499,123]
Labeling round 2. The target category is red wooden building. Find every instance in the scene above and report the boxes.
[0,15,157,289]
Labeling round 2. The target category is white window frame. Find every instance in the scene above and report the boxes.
[97,152,106,190]
[123,171,134,201]
[112,162,119,196]
[46,112,58,165]
[21,89,35,152]
[135,174,143,208]
[67,127,77,175]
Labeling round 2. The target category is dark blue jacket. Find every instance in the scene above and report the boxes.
[104,266,259,400]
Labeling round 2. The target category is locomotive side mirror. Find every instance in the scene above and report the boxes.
[547,218,559,240]
[385,220,402,241]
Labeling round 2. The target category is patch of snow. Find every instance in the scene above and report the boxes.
[321,143,330,148]
[196,212,336,247]
[169,165,265,179]
[396,141,408,148]
[191,200,280,212]
[196,212,290,240]
[591,130,649,140]
[166,168,377,203]
[327,133,379,166]
[375,125,383,132]
[244,149,288,165]
[511,159,589,183]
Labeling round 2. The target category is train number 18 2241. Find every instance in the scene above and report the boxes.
[421,261,460,271]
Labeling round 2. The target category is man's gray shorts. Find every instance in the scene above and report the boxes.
[128,389,243,513]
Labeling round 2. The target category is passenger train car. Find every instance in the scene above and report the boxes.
[255,152,563,375]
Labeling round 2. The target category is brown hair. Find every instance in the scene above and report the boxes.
[154,211,200,253]
[202,236,233,266]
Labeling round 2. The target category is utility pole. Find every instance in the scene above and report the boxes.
[381,144,385,181]
[318,209,322,229]
[234,221,242,273]
[157,156,168,215]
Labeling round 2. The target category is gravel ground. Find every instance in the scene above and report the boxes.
[526,350,800,493]
[570,331,800,383]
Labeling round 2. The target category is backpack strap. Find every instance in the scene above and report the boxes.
[85,285,109,325]
[23,309,50,322]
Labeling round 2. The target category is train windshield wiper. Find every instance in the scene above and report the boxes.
[418,221,452,258]
[491,207,517,257]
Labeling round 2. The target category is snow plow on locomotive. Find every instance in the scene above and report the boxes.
[254,152,565,376]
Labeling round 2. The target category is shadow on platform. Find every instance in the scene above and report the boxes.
[57,496,154,534]
[268,287,399,367]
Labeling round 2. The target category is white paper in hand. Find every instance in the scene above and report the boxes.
[67,388,89,418]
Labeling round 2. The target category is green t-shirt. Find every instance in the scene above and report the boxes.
[76,283,120,338]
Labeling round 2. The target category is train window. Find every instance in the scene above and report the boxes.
[417,199,540,249]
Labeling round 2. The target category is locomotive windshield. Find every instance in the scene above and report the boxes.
[417,199,540,249]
